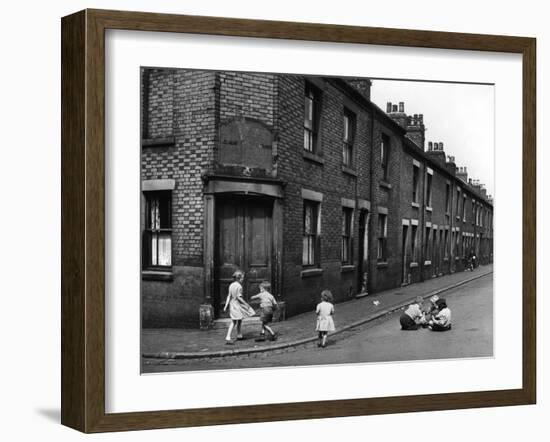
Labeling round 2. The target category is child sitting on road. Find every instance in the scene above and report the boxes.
[250,281,278,342]
[429,298,452,331]
[399,296,424,330]
[316,290,335,348]
[420,295,440,327]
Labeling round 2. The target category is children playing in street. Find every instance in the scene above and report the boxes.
[399,296,424,330]
[223,270,255,344]
[316,290,335,348]
[429,298,452,331]
[250,281,278,342]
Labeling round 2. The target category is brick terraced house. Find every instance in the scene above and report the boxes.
[140,68,493,328]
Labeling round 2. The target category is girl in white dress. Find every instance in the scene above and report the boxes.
[223,270,255,344]
[315,290,335,348]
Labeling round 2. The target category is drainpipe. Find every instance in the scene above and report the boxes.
[368,107,375,294]
[419,160,426,282]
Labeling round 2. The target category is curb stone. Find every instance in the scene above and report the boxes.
[142,270,492,360]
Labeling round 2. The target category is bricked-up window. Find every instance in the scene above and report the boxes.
[412,165,420,203]
[342,109,356,167]
[444,230,449,258]
[411,225,418,262]
[303,200,320,266]
[304,83,322,153]
[462,195,467,221]
[342,208,353,264]
[426,172,433,208]
[445,183,451,214]
[380,134,390,180]
[456,189,460,214]
[143,191,172,269]
[377,214,388,261]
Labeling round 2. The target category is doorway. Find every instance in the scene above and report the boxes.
[214,196,273,318]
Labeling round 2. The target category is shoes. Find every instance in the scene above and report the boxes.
[225,340,234,345]
[270,332,278,341]
[236,335,245,341]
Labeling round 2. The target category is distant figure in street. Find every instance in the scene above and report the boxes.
[316,290,335,348]
[429,298,452,332]
[467,250,477,271]
[399,296,424,330]
[250,281,278,342]
[223,270,255,344]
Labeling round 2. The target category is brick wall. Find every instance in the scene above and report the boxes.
[140,68,494,327]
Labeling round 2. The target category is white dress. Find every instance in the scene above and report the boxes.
[315,301,335,332]
[227,281,255,320]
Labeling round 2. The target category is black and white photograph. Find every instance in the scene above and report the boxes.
[140,68,494,374]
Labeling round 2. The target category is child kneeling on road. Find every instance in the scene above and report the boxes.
[399,296,424,330]
[250,281,278,342]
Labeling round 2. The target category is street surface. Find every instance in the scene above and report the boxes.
[142,274,492,373]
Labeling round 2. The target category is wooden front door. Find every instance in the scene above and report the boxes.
[215,196,273,318]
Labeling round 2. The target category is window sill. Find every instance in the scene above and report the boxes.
[303,151,325,165]
[142,270,174,281]
[377,261,388,268]
[379,181,392,190]
[142,136,176,148]
[342,166,358,177]
[301,268,323,278]
[411,202,420,208]
[409,262,419,268]
[341,264,356,273]
[426,206,433,212]
[424,260,432,266]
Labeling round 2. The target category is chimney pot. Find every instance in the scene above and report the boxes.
[428,141,433,151]
[419,114,424,123]
[386,102,392,113]
[399,102,404,112]
[440,142,444,150]
[392,104,398,112]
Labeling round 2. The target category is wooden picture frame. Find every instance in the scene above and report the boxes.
[61,9,536,433]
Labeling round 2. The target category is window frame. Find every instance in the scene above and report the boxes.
[341,207,354,264]
[412,164,420,203]
[380,133,390,181]
[377,213,388,262]
[302,199,321,267]
[304,82,322,154]
[426,172,433,208]
[142,190,173,270]
[342,108,356,168]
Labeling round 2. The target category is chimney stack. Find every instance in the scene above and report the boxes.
[426,140,446,166]
[347,78,372,100]
[456,166,468,183]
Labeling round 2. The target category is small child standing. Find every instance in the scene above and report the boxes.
[223,270,255,344]
[429,298,452,331]
[316,290,335,348]
[250,281,278,342]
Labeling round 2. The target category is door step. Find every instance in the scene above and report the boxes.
[212,316,262,330]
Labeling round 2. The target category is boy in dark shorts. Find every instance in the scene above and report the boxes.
[251,281,278,341]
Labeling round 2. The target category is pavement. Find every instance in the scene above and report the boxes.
[142,264,493,360]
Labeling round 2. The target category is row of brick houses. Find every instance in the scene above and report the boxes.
[140,68,493,328]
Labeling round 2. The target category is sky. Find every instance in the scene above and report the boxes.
[370,79,495,198]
